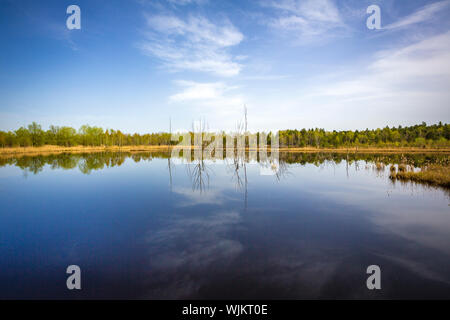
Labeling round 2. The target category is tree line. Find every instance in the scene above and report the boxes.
[0,121,449,148]
[278,122,449,148]
[0,123,173,148]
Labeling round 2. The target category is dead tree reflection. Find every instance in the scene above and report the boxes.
[187,158,211,193]
[274,159,291,182]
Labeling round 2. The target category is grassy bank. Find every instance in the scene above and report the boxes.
[390,164,450,188]
[0,145,175,155]
[1,145,450,156]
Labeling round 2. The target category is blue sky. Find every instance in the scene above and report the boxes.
[1,0,449,133]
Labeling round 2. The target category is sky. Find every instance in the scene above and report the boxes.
[0,0,449,133]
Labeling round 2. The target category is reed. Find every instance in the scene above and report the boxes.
[391,164,450,188]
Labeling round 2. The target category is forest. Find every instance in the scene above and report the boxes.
[0,121,449,149]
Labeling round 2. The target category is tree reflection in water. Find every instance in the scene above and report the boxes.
[1,151,448,198]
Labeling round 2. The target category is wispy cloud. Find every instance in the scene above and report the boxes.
[301,31,450,127]
[137,0,207,8]
[169,80,244,111]
[145,210,243,298]
[264,0,347,43]
[167,0,207,5]
[320,31,450,98]
[140,14,244,76]
[384,0,450,30]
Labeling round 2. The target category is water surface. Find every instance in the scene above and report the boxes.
[0,152,449,299]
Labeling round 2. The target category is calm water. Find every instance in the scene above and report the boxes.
[0,152,449,299]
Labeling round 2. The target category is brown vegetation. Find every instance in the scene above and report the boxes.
[390,164,450,188]
[0,145,176,156]
[1,145,450,156]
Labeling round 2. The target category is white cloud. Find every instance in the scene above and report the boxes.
[298,31,450,128]
[370,32,450,78]
[384,0,450,30]
[168,80,246,129]
[140,14,244,76]
[172,186,224,206]
[235,31,450,131]
[145,209,243,298]
[271,0,341,23]
[320,31,450,98]
[265,0,346,42]
[169,80,238,102]
[167,0,206,5]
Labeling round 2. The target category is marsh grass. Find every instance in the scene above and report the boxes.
[390,165,397,173]
[390,164,450,188]
[0,145,177,155]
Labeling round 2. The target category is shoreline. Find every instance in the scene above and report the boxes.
[0,145,449,156]
[390,165,450,189]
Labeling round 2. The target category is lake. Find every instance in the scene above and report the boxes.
[0,151,449,299]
